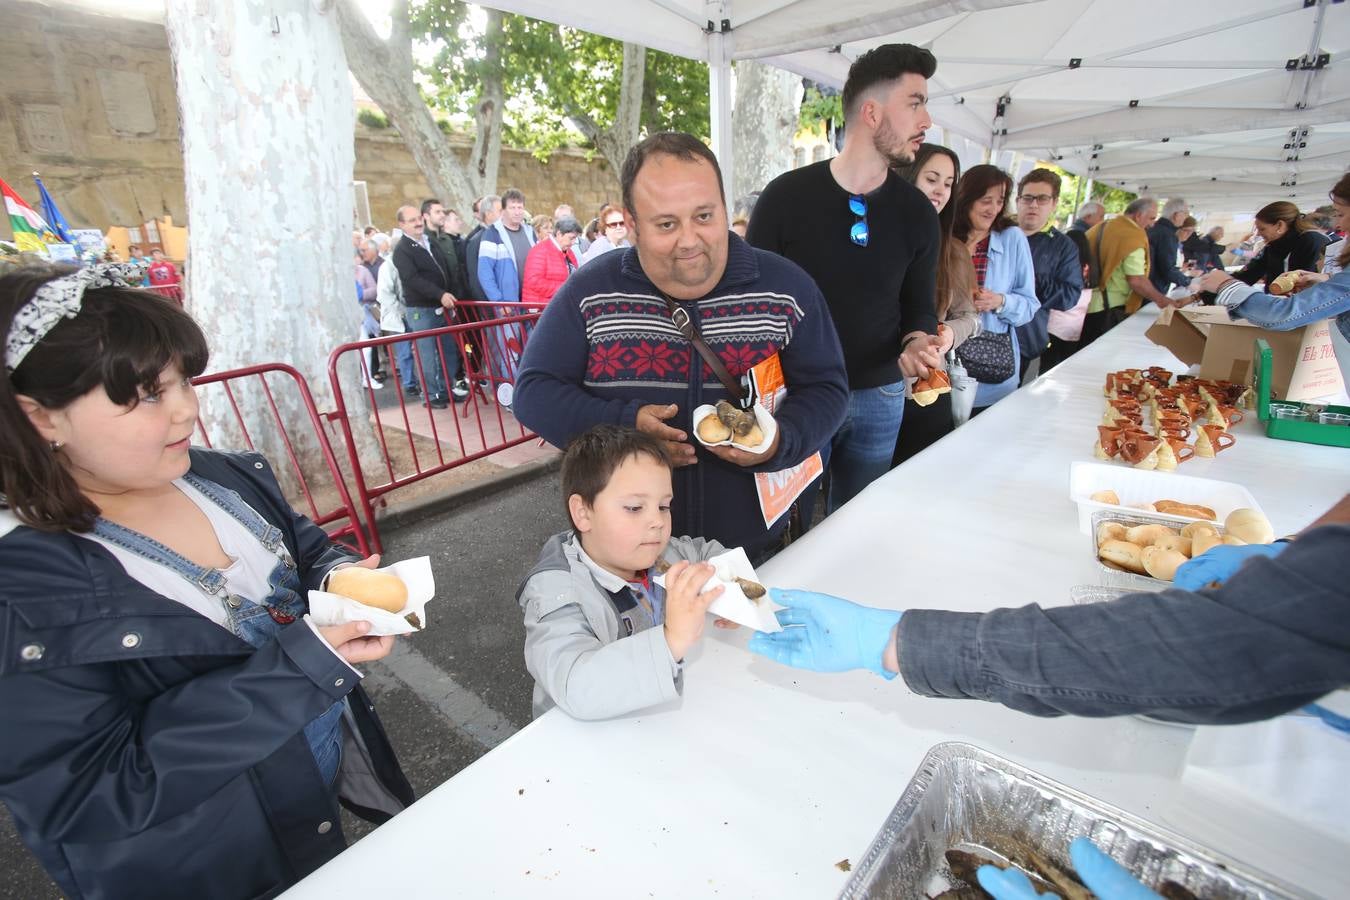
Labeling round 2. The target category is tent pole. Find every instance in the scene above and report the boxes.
[706,2,734,207]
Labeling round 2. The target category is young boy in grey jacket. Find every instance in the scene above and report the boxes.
[518,425,729,719]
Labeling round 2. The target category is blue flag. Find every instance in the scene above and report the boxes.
[33,174,73,244]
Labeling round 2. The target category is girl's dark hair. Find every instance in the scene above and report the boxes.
[1331,173,1350,271]
[560,425,671,529]
[898,143,968,318]
[952,164,1015,241]
[1254,200,1315,236]
[1,265,210,532]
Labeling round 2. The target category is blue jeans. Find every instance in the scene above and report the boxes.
[825,382,907,514]
[382,327,418,391]
[405,307,462,399]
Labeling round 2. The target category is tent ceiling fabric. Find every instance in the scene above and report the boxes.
[479,0,1348,210]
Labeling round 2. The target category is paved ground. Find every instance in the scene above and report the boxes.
[1,468,565,898]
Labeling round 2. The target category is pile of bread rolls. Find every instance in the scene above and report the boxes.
[1095,508,1275,583]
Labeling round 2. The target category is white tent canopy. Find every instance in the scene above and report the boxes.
[481,0,1349,213]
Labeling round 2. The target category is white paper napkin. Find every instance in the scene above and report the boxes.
[653,546,782,633]
[690,402,778,454]
[308,556,435,636]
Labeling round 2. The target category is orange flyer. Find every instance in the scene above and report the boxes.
[748,353,824,527]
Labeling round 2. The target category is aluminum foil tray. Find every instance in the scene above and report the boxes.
[839,742,1307,899]
[1089,509,1226,592]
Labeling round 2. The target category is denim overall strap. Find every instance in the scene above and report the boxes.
[90,518,230,598]
[181,473,289,559]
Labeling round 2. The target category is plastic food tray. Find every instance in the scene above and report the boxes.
[1089,509,1225,592]
[1069,460,1262,534]
[839,742,1306,899]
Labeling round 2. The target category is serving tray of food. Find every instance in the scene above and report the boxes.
[838,742,1306,899]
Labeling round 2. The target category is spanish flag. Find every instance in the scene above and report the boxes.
[1,175,57,254]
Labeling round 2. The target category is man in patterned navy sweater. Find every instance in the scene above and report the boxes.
[514,132,849,561]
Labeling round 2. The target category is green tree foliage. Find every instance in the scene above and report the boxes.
[411,1,708,161]
[1043,165,1138,226]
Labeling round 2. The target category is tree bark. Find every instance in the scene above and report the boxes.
[732,60,801,199]
[165,0,375,495]
[568,42,646,176]
[335,0,487,210]
[468,9,505,196]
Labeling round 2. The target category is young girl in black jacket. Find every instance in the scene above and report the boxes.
[0,265,412,899]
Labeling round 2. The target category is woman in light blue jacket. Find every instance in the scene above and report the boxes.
[951,165,1038,410]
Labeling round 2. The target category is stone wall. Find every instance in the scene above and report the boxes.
[355,127,621,232]
[0,1,620,240]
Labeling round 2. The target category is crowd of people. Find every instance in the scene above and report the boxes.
[1,36,1348,900]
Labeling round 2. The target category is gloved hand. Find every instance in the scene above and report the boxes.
[745,589,901,679]
[976,838,1161,900]
[1173,542,1287,591]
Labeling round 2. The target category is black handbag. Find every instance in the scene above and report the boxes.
[955,329,1016,384]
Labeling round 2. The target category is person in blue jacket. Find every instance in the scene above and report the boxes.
[0,264,412,899]
[747,494,1349,724]
[951,165,1038,411]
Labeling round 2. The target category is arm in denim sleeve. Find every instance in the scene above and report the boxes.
[897,524,1350,724]
[1222,270,1350,331]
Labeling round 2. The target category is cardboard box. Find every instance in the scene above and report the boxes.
[1146,305,1345,402]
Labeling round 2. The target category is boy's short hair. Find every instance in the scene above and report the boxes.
[1017,167,1062,199]
[561,425,672,528]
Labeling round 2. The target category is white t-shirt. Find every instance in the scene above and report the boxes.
[83,479,279,628]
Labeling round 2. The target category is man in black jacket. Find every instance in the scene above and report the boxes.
[1013,168,1083,382]
[391,205,467,407]
[1147,197,1195,295]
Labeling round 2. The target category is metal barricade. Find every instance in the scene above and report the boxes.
[192,363,371,555]
[327,303,544,554]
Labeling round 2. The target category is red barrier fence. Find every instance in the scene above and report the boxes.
[192,363,371,556]
[326,302,544,554]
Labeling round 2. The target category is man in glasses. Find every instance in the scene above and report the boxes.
[748,43,945,515]
[513,131,848,562]
[1012,169,1084,382]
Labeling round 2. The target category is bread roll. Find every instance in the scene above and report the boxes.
[1221,534,1248,546]
[1098,539,1146,574]
[1096,522,1128,545]
[1180,521,1219,540]
[736,424,765,448]
[1090,490,1120,505]
[1142,546,1188,581]
[1152,534,1192,557]
[1191,530,1222,556]
[328,567,408,613]
[696,415,732,443]
[1125,523,1178,547]
[1225,508,1274,544]
[1155,500,1216,520]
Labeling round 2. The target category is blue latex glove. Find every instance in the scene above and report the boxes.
[1173,541,1287,591]
[975,838,1161,900]
[745,588,901,679]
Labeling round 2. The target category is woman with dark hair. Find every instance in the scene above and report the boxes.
[1197,174,1350,388]
[0,266,412,898]
[892,143,979,464]
[951,164,1037,413]
[1232,200,1331,286]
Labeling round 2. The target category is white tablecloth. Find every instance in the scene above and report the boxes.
[286,307,1350,898]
